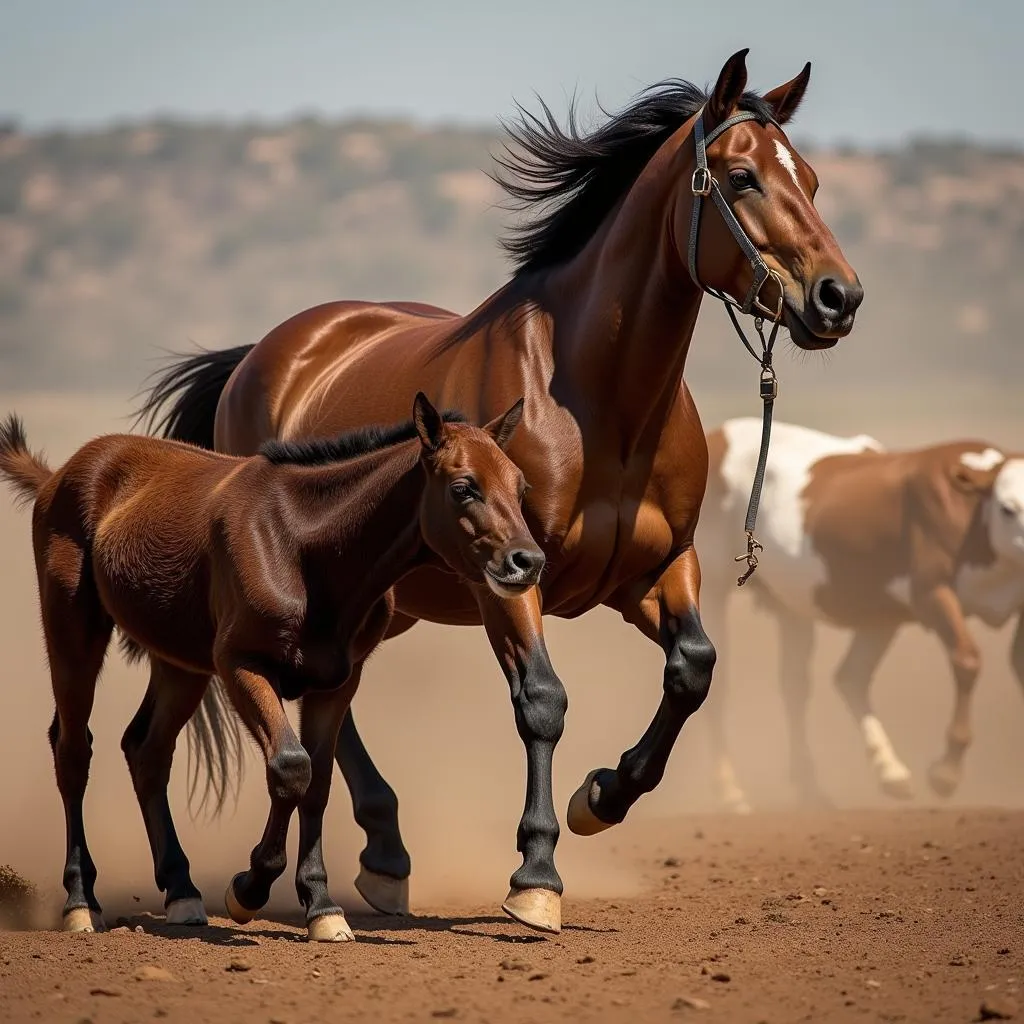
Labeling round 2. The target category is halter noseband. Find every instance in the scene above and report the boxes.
[687,107,786,586]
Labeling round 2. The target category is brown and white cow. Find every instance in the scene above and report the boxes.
[697,417,1024,811]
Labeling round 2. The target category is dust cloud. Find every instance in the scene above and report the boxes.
[1,392,1021,926]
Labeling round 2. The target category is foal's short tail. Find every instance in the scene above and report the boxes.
[133,345,255,818]
[0,414,52,508]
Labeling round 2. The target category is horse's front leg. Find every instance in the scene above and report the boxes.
[478,587,567,935]
[567,546,715,834]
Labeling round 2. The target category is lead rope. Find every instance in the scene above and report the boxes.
[687,107,785,587]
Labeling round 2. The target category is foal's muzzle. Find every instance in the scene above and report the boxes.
[485,546,545,597]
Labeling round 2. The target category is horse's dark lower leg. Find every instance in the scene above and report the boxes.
[295,689,354,941]
[41,580,113,932]
[833,623,908,798]
[775,608,828,806]
[220,665,310,920]
[121,660,208,920]
[480,591,566,933]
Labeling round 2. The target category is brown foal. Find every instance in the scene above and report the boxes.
[0,394,540,940]
[140,50,864,933]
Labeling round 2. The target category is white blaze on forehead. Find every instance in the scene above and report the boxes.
[773,139,801,189]
[994,458,1024,508]
[960,448,1005,472]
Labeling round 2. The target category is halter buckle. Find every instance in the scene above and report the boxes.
[759,366,777,402]
[691,167,712,197]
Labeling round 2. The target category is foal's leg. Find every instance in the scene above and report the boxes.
[295,688,355,942]
[121,658,209,924]
[478,588,567,934]
[335,612,417,916]
[833,622,911,799]
[568,547,715,834]
[775,606,830,806]
[219,663,312,922]
[40,571,114,932]
[698,579,751,813]
[916,585,981,797]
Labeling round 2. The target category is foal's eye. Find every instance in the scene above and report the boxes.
[450,480,475,503]
[729,169,757,192]
[1001,503,1017,518]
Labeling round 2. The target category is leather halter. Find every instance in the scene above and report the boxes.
[687,107,786,586]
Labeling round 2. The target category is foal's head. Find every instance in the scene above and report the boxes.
[675,49,863,348]
[412,393,544,597]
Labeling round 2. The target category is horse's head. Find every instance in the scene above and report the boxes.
[677,49,863,349]
[413,392,544,597]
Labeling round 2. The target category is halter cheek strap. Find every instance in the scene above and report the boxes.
[687,107,785,587]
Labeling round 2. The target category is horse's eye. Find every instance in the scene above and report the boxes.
[729,169,756,192]
[450,480,475,503]
[1001,503,1016,518]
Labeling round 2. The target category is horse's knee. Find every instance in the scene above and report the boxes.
[664,624,716,715]
[951,647,981,688]
[512,660,567,746]
[268,745,312,803]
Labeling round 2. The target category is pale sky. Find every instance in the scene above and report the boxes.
[2,0,1019,145]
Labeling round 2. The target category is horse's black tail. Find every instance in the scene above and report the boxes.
[133,344,256,818]
[0,414,53,509]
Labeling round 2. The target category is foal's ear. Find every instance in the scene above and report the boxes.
[483,397,525,452]
[762,62,812,125]
[707,49,749,124]
[413,392,446,453]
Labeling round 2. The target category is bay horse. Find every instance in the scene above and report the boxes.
[0,395,540,940]
[138,50,864,934]
[699,418,1024,811]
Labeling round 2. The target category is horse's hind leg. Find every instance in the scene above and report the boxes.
[121,658,209,924]
[296,688,355,941]
[219,662,310,923]
[40,567,114,932]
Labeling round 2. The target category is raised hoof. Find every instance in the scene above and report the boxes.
[354,866,409,916]
[566,770,614,837]
[879,774,915,801]
[165,897,208,926]
[307,912,355,943]
[224,873,260,925]
[927,760,960,799]
[501,887,561,935]
[63,907,106,933]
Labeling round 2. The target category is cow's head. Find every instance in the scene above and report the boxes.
[954,448,1024,564]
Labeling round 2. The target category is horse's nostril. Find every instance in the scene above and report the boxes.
[506,548,545,577]
[816,277,845,315]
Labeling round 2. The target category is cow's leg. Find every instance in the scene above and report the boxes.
[833,622,912,799]
[917,586,980,797]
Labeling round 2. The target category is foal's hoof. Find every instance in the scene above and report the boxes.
[307,912,355,943]
[501,887,561,935]
[566,770,614,837]
[927,759,961,799]
[354,866,409,916]
[224,874,260,925]
[165,897,208,926]
[63,907,106,933]
[879,774,915,801]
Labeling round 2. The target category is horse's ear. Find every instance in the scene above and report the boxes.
[413,392,445,453]
[950,451,1004,495]
[707,49,749,124]
[763,62,811,125]
[483,397,525,452]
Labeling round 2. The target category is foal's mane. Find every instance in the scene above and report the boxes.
[259,411,467,467]
[496,80,776,277]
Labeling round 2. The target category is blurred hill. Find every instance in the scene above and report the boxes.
[0,117,1021,414]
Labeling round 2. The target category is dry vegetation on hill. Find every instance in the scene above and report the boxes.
[0,118,1020,410]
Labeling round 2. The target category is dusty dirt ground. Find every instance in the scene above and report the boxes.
[1,810,1022,1024]
[1,394,1023,1022]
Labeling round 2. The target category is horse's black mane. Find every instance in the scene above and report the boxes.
[260,411,467,466]
[495,80,776,276]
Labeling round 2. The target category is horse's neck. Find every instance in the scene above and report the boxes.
[287,452,426,593]
[542,137,704,453]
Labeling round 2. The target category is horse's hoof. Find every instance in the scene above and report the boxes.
[224,873,260,925]
[927,760,960,799]
[307,912,355,943]
[63,907,106,933]
[165,897,208,926]
[566,770,614,837]
[502,887,561,935]
[354,866,409,916]
[726,796,753,815]
[879,774,915,801]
